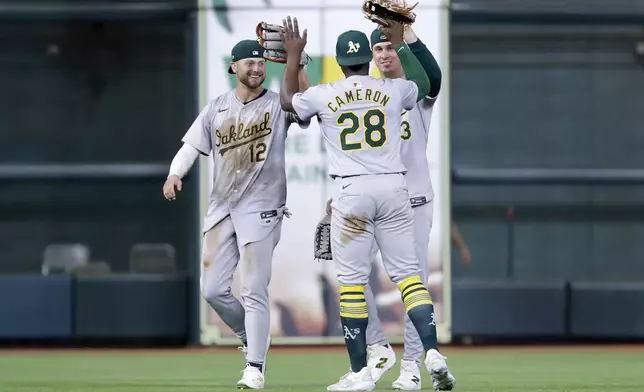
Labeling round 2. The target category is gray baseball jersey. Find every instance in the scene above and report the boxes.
[365,98,435,364]
[366,98,438,362]
[401,99,435,205]
[291,75,421,289]
[291,75,418,177]
[182,89,303,242]
[184,88,304,367]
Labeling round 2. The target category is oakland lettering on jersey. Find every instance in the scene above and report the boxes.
[327,88,391,113]
[215,112,272,155]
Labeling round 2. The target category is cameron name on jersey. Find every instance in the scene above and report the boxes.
[327,88,391,112]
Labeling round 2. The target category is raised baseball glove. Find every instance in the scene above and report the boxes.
[314,214,333,261]
[362,0,418,27]
[256,22,312,66]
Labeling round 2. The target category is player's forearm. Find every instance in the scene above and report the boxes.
[408,39,442,98]
[280,56,301,112]
[403,26,418,44]
[451,224,468,249]
[298,68,311,92]
[168,143,200,178]
[395,43,431,101]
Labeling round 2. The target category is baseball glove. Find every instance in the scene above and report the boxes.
[314,214,333,261]
[256,22,312,66]
[362,0,418,27]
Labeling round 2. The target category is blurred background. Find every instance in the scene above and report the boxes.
[1,0,644,348]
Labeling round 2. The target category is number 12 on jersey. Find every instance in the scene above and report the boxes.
[249,142,267,162]
[337,109,387,151]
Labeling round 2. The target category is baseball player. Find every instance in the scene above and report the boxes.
[360,27,455,391]
[321,26,455,391]
[162,39,309,389]
[278,16,449,391]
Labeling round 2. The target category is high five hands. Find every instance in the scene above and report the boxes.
[280,16,307,58]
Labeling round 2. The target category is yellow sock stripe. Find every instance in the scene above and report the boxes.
[340,304,367,310]
[339,301,366,308]
[402,283,425,299]
[340,313,369,319]
[402,287,428,299]
[340,306,368,318]
[340,301,368,315]
[404,295,433,309]
[340,285,365,294]
[398,276,434,312]
[340,285,368,317]
[403,289,433,312]
[398,276,425,297]
[339,294,364,300]
[340,307,368,314]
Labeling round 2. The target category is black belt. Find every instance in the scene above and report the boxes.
[330,172,405,180]
[330,174,360,180]
[410,196,428,207]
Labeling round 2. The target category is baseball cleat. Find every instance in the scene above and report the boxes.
[392,359,421,390]
[327,367,376,391]
[366,344,396,383]
[237,364,264,389]
[425,349,456,391]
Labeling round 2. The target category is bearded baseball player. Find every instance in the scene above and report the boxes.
[162,39,309,389]
[278,16,449,391]
[359,26,455,391]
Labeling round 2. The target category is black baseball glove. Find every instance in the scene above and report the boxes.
[314,214,332,261]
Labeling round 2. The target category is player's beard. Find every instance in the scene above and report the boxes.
[376,57,402,77]
[376,62,393,75]
[240,72,265,90]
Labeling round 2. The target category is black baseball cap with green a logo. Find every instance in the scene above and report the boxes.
[370,28,389,47]
[228,39,264,74]
[335,30,372,66]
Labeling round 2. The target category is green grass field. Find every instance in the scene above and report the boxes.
[1,346,643,392]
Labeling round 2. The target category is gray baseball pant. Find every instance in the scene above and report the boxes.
[330,173,421,287]
[200,215,281,364]
[365,200,433,364]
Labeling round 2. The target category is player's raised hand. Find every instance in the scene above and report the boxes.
[380,20,405,46]
[280,16,307,57]
[403,24,418,43]
[163,175,182,201]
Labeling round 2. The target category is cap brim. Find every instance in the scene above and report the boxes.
[371,40,390,48]
[336,55,372,67]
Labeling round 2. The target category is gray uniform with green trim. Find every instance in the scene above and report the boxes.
[183,89,302,365]
[291,74,422,287]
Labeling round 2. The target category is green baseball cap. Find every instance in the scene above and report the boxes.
[228,39,264,74]
[370,28,389,47]
[335,30,372,66]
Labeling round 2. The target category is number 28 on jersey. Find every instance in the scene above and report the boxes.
[337,109,387,151]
